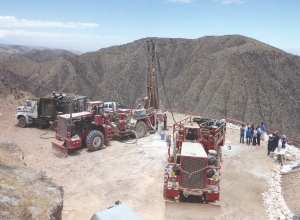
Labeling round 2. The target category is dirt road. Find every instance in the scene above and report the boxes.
[0,105,298,219]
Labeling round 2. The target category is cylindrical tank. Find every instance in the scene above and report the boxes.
[208,150,217,166]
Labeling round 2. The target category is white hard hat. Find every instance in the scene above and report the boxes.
[269,134,272,137]
[282,135,286,139]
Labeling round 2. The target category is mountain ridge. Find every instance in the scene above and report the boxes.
[0,35,300,142]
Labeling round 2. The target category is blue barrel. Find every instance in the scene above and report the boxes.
[161,133,165,140]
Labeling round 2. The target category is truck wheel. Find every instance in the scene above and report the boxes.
[135,121,146,138]
[18,117,27,128]
[86,130,104,151]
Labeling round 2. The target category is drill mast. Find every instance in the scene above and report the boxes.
[146,39,159,109]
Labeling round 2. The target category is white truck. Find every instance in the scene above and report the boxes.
[15,93,87,128]
[104,102,127,112]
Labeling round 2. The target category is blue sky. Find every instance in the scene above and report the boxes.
[0,0,299,55]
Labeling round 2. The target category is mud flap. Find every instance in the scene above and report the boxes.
[165,201,220,220]
[52,141,68,158]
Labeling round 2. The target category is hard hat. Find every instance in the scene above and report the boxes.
[282,135,286,139]
[269,134,273,137]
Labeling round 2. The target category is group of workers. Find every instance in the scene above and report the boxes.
[239,122,288,156]
[240,122,265,146]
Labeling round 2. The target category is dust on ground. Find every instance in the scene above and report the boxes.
[1,105,299,219]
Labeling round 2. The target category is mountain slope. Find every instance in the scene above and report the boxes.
[0,44,79,62]
[0,35,300,143]
[22,49,78,62]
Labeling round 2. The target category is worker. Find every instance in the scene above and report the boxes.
[260,122,265,129]
[267,134,273,155]
[260,122,266,132]
[246,123,250,130]
[186,129,195,141]
[281,135,287,149]
[92,106,98,115]
[163,113,167,130]
[272,130,281,151]
[240,124,245,144]
[252,127,257,146]
[52,91,57,99]
[246,127,252,145]
[136,99,141,108]
[256,125,261,146]
[246,127,251,145]
[250,124,255,143]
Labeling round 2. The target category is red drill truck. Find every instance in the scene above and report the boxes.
[164,116,226,203]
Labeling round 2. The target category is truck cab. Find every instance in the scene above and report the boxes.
[104,102,127,112]
[15,99,39,127]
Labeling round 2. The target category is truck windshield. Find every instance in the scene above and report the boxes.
[26,101,31,106]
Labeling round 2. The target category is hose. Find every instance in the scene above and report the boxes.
[39,124,55,139]
[120,130,138,144]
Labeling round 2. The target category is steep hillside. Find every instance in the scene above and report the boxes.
[1,35,300,143]
[0,81,34,105]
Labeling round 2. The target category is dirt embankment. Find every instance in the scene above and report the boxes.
[0,141,64,220]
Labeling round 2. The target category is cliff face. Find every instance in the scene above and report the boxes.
[0,141,63,220]
[0,35,300,142]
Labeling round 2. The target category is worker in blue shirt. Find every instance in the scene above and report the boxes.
[246,127,252,145]
[259,122,266,140]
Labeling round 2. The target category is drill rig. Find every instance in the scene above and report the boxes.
[132,39,165,137]
[51,39,165,157]
[52,101,138,157]
[164,116,226,219]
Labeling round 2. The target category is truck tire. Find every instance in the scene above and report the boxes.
[18,117,27,128]
[86,130,104,151]
[135,121,146,138]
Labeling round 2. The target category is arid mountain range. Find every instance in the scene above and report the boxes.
[1,35,300,143]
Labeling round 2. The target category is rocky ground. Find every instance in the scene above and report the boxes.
[0,104,299,219]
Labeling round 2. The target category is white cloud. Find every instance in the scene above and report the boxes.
[0,29,119,40]
[213,0,247,4]
[0,29,122,52]
[0,16,98,29]
[168,0,193,3]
